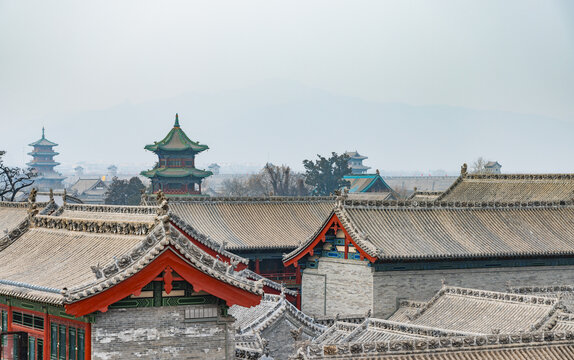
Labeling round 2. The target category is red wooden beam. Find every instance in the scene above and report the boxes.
[65,247,261,317]
[284,213,377,267]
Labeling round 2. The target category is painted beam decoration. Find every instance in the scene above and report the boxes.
[284,212,377,268]
[0,193,264,359]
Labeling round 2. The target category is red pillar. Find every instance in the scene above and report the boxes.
[85,322,92,360]
[43,313,50,360]
[255,259,260,274]
[296,266,302,309]
[6,301,12,331]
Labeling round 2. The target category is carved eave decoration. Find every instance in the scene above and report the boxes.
[283,209,378,268]
[169,212,249,267]
[64,223,263,316]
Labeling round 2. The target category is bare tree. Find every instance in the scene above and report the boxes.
[471,157,487,174]
[220,164,309,197]
[221,174,268,197]
[264,163,309,196]
[0,151,36,201]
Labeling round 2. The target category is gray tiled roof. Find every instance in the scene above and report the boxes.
[298,333,574,359]
[286,198,574,263]
[229,294,325,335]
[0,205,264,305]
[167,197,336,250]
[405,287,559,334]
[438,174,574,202]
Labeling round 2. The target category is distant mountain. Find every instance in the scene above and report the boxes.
[4,80,573,174]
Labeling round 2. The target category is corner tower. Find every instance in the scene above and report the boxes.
[141,114,212,195]
[27,127,65,191]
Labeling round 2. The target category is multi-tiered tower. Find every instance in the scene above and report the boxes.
[27,128,66,191]
[141,114,212,195]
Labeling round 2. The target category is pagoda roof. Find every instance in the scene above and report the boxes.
[29,127,58,147]
[144,114,209,153]
[27,161,61,167]
[27,151,59,157]
[140,167,213,179]
[345,151,368,160]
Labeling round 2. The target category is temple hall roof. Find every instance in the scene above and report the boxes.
[407,191,442,202]
[437,173,574,203]
[343,174,396,194]
[166,196,336,250]
[0,204,263,308]
[285,199,574,263]
[230,293,325,336]
[402,286,560,334]
[69,179,108,196]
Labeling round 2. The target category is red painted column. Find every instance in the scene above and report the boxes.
[296,266,302,309]
[255,259,260,274]
[85,323,92,360]
[6,301,12,331]
[44,313,50,360]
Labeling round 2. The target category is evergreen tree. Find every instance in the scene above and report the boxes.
[104,177,146,205]
[302,152,351,196]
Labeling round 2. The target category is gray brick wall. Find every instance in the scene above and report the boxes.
[261,315,314,360]
[373,265,574,318]
[301,258,373,317]
[92,306,235,360]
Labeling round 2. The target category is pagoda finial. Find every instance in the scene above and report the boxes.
[174,113,180,128]
[42,127,45,139]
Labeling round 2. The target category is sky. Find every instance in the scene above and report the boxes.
[1,0,573,174]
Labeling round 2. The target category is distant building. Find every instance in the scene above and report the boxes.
[208,163,221,175]
[343,171,397,199]
[74,166,85,177]
[484,161,502,174]
[27,127,66,191]
[69,178,108,204]
[107,164,118,178]
[345,151,371,175]
[141,114,212,196]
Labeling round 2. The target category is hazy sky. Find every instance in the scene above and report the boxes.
[1,1,573,173]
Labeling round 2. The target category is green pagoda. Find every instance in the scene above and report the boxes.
[27,127,66,191]
[141,114,212,195]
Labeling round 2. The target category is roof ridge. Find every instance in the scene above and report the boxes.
[154,195,337,203]
[32,215,156,235]
[510,285,574,294]
[341,318,480,344]
[1,201,50,209]
[442,286,560,305]
[466,173,574,180]
[63,203,157,215]
[341,198,574,209]
[305,330,574,358]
